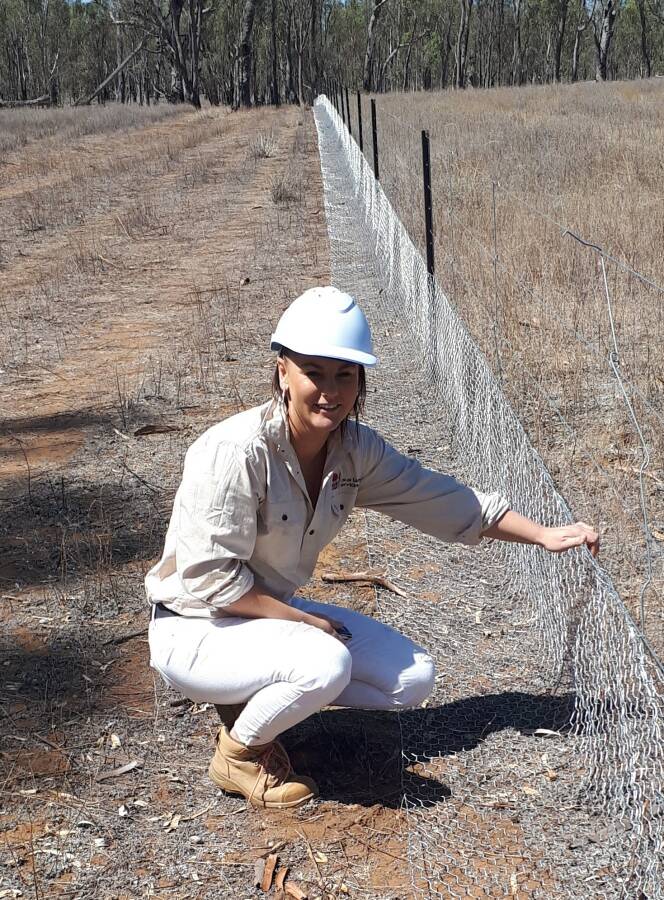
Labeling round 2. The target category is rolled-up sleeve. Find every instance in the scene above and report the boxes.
[356,428,509,546]
[175,441,259,608]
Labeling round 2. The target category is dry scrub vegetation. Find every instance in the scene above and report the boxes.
[359,78,664,656]
[0,103,409,898]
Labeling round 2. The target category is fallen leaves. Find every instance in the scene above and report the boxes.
[163,813,181,833]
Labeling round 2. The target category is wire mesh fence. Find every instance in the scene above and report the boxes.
[314,94,663,899]
[371,97,664,662]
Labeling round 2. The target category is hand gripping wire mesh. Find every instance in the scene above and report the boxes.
[313,96,663,899]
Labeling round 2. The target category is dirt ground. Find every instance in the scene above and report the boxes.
[0,105,413,899]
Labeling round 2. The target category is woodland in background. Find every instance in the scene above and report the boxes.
[1,1,664,110]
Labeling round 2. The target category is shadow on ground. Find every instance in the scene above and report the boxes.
[282,692,575,808]
[0,475,168,587]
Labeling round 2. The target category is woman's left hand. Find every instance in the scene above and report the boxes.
[539,522,600,558]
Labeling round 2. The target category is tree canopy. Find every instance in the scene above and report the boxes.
[1,0,662,108]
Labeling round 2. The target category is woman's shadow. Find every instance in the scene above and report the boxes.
[281,690,575,808]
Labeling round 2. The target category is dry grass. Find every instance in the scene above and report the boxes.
[365,78,664,652]
[248,129,278,159]
[271,171,304,204]
[0,102,184,157]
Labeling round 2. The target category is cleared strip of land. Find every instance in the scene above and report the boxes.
[0,105,411,899]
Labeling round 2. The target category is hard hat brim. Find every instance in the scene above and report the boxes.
[271,338,377,368]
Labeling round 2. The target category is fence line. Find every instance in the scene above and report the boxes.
[371,95,663,651]
[315,92,664,900]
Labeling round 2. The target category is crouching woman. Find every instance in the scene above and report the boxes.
[146,286,599,810]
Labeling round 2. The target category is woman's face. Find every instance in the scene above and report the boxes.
[278,351,360,440]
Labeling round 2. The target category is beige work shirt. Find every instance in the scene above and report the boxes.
[145,401,509,617]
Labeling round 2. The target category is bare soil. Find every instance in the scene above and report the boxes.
[0,105,412,899]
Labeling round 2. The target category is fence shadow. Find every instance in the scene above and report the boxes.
[282,691,575,809]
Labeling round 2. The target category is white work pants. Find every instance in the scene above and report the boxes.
[148,597,435,746]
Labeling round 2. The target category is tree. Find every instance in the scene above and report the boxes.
[592,0,620,80]
[363,0,389,91]
[236,0,259,107]
[455,0,473,88]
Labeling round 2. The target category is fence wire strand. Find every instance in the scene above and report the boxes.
[314,95,664,900]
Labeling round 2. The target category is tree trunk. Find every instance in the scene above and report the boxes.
[511,0,523,85]
[236,0,258,108]
[363,0,388,92]
[270,0,279,105]
[77,40,145,106]
[571,0,589,83]
[594,0,618,81]
[553,0,568,83]
[116,23,126,103]
[636,0,651,78]
[285,10,298,103]
[455,0,472,89]
[440,17,452,88]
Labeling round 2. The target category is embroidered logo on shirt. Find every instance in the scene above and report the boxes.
[331,472,359,490]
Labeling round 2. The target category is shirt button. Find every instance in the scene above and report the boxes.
[282,514,288,521]
[309,529,315,535]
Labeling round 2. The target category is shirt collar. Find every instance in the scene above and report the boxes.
[263,398,354,458]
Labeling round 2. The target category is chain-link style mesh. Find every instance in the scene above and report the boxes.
[313,96,663,899]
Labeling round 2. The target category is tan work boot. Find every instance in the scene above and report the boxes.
[209,727,318,809]
[214,703,246,729]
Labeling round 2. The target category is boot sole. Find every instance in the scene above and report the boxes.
[208,761,317,810]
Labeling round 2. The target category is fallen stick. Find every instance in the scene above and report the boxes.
[96,759,143,782]
[104,628,148,646]
[261,852,279,891]
[320,570,409,598]
[296,830,325,891]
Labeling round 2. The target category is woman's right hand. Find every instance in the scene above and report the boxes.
[303,612,345,641]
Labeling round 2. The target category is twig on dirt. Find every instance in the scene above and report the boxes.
[32,733,62,752]
[261,852,279,891]
[284,883,308,900]
[97,253,121,269]
[103,627,148,646]
[320,571,409,598]
[115,214,133,240]
[33,363,69,382]
[181,800,217,822]
[274,866,289,900]
[120,460,159,494]
[113,427,131,440]
[96,759,143,782]
[348,831,408,863]
[614,463,664,487]
[296,829,326,891]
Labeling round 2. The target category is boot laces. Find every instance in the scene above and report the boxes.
[255,741,292,779]
[249,741,293,803]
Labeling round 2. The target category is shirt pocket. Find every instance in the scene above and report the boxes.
[256,499,305,563]
[330,488,356,518]
[320,488,357,545]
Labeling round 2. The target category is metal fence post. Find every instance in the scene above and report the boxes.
[344,87,352,137]
[370,98,380,181]
[422,129,435,278]
[356,91,364,153]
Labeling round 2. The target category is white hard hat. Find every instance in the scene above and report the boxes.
[270,286,377,367]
